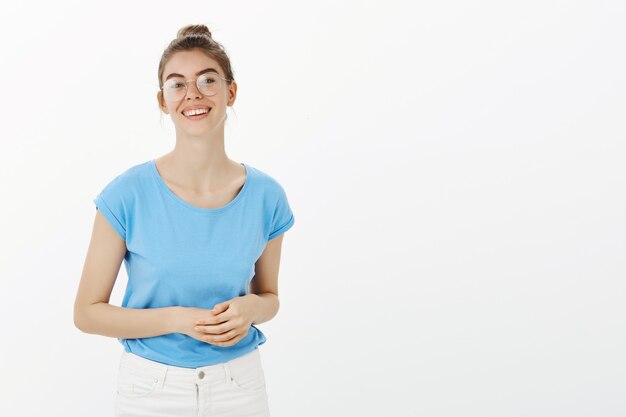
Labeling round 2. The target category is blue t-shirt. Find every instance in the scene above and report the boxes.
[93,159,294,368]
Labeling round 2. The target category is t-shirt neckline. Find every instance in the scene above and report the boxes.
[148,159,250,215]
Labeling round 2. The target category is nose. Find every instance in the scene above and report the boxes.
[185,80,203,99]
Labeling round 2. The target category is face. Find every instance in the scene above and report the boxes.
[157,49,237,134]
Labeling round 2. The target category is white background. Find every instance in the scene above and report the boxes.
[1,1,624,416]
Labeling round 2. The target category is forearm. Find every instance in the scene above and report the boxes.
[249,293,279,325]
[75,303,180,339]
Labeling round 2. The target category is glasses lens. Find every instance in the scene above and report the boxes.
[197,73,221,97]
[162,74,222,102]
[162,78,187,102]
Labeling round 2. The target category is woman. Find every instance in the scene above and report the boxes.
[73,24,294,417]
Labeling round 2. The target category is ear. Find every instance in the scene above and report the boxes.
[157,90,169,114]
[227,80,238,107]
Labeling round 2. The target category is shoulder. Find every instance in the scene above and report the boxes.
[98,160,150,188]
[247,164,289,198]
[94,160,151,203]
[247,164,295,240]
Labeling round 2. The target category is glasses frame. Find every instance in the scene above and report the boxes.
[159,73,232,101]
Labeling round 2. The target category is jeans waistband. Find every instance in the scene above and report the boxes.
[118,348,261,385]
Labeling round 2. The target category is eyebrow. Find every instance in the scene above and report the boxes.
[164,67,219,81]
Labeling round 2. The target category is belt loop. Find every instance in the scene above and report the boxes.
[156,367,167,389]
[223,362,231,384]
[118,350,125,370]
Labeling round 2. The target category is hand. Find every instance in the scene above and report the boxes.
[173,306,221,345]
[194,295,260,347]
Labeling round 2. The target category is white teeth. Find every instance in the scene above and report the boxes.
[183,108,210,116]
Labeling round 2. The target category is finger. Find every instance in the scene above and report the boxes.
[211,334,242,347]
[195,323,229,335]
[203,329,239,343]
[211,302,229,314]
[207,329,238,342]
[196,313,229,326]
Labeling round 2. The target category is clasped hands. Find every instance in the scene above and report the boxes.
[179,294,259,347]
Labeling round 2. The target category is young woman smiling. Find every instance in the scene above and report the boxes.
[74,24,295,417]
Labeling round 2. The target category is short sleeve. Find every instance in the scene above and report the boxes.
[268,184,295,241]
[93,177,127,241]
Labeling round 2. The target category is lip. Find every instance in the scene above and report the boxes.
[181,105,211,115]
[183,107,211,120]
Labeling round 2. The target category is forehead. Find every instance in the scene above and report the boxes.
[163,49,223,79]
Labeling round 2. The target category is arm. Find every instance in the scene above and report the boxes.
[74,209,179,338]
[77,303,180,339]
[248,233,286,325]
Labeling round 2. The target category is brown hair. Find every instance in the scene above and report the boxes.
[157,24,235,107]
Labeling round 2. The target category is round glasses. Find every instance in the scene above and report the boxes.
[160,73,230,102]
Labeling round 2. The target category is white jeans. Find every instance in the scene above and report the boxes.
[114,348,271,417]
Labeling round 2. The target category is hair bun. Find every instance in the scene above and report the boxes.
[177,24,212,39]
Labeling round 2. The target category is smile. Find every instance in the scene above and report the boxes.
[183,108,211,120]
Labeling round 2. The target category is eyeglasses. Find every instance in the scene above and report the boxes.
[160,73,230,102]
